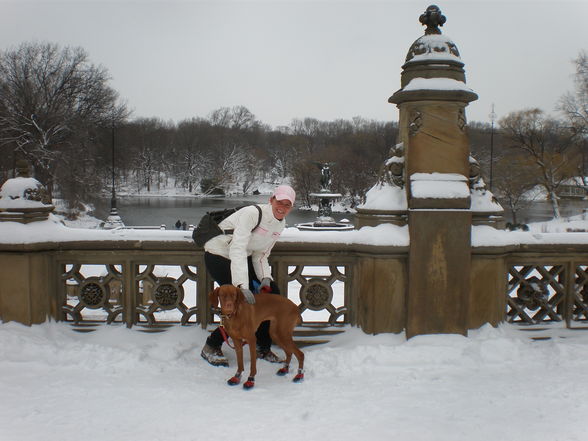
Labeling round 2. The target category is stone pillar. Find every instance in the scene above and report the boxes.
[0,160,56,325]
[389,5,478,337]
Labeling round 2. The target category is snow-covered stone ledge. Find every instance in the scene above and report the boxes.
[2,216,588,252]
[0,215,410,253]
[472,225,588,251]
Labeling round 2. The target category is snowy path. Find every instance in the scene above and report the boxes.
[1,322,587,441]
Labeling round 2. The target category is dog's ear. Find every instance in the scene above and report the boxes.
[235,285,245,304]
[209,287,220,308]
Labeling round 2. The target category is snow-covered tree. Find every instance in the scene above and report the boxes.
[0,42,127,198]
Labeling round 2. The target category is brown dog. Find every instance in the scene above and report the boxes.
[209,284,304,389]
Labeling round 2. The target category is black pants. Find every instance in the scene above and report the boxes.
[204,252,280,350]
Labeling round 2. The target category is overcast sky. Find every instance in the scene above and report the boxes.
[1,0,586,128]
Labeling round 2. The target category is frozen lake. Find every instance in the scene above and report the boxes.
[513,198,588,224]
[91,195,588,227]
[92,194,344,228]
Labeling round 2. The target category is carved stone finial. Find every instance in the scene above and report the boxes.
[419,5,446,35]
[15,159,31,178]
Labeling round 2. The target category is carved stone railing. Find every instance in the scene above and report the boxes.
[0,237,408,335]
[3,231,588,334]
[54,246,357,329]
[57,251,206,328]
[506,249,588,327]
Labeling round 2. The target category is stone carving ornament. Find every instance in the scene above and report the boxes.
[419,4,446,34]
[405,5,460,62]
[80,281,106,307]
[301,280,333,311]
[152,278,183,309]
[62,270,123,324]
[516,276,549,311]
[457,108,467,132]
[409,111,422,136]
[379,142,405,189]
[406,39,460,63]
[468,156,484,190]
[288,265,348,325]
[135,265,199,325]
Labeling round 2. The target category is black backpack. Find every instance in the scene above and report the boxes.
[192,204,262,247]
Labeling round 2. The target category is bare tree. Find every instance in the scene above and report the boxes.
[209,106,257,130]
[0,42,126,199]
[492,154,538,225]
[230,105,256,130]
[175,118,211,192]
[291,159,319,208]
[559,51,588,180]
[207,142,256,193]
[499,109,580,218]
[130,118,173,193]
[290,118,325,156]
[209,107,232,128]
[559,51,588,138]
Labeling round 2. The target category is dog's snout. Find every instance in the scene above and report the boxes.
[219,296,236,315]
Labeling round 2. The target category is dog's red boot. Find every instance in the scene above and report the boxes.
[243,376,255,390]
[276,365,289,376]
[227,372,241,386]
[293,369,304,383]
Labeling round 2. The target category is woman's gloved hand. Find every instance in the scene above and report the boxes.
[259,277,272,293]
[240,287,256,304]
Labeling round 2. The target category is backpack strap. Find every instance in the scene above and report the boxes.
[223,205,263,235]
[253,204,263,230]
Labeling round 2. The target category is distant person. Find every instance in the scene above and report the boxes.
[175,219,181,230]
[200,184,296,367]
[182,221,187,230]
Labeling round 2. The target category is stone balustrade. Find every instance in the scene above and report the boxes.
[1,230,587,333]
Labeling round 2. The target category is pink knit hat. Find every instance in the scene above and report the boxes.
[272,185,296,204]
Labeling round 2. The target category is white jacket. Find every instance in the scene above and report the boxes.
[204,203,284,288]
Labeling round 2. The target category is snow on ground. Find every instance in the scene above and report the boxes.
[527,212,588,233]
[1,321,587,441]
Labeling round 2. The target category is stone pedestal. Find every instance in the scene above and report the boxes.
[407,210,471,337]
[0,160,57,325]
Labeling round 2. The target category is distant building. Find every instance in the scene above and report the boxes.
[557,177,588,199]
